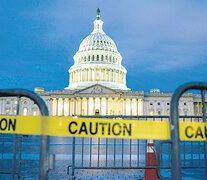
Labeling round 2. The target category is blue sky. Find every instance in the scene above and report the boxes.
[0,0,207,92]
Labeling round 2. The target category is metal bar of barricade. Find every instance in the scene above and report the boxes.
[12,134,17,180]
[137,139,139,167]
[201,90,207,179]
[12,96,20,180]
[17,135,22,180]
[71,137,76,179]
[106,138,108,167]
[156,140,172,179]
[0,89,51,180]
[16,97,22,180]
[98,138,100,167]
[130,139,132,167]
[1,134,4,171]
[81,137,84,167]
[90,137,92,167]
[170,82,207,180]
[122,139,124,167]
[114,139,116,167]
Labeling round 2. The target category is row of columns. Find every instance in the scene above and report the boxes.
[195,102,202,116]
[76,54,119,65]
[70,68,126,84]
[53,97,142,117]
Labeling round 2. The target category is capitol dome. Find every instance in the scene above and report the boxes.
[65,9,130,91]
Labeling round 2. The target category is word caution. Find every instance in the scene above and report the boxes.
[180,122,207,141]
[0,115,206,141]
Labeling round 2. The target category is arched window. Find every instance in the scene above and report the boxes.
[95,109,100,115]
[23,108,27,116]
[150,110,154,116]
[33,110,37,116]
[167,109,170,116]
[184,109,188,116]
[106,55,108,61]
[158,110,161,116]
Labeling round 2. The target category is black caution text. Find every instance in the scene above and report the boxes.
[0,118,16,132]
[68,121,131,137]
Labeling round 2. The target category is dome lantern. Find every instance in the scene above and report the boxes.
[91,8,105,35]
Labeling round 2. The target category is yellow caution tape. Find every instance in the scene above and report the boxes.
[180,122,207,141]
[0,115,206,141]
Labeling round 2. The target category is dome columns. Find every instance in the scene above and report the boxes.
[69,67,126,85]
[74,53,121,65]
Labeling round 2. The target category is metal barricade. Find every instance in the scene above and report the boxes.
[156,117,206,179]
[67,115,168,179]
[156,82,207,180]
[0,89,52,180]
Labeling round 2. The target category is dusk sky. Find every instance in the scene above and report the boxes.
[1,0,207,92]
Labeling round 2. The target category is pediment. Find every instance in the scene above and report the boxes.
[75,84,120,95]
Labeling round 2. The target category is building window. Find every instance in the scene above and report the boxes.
[158,110,161,116]
[184,110,188,116]
[23,108,27,116]
[13,109,17,115]
[167,109,170,116]
[150,102,153,106]
[6,101,10,105]
[150,110,154,116]
[167,102,170,105]
[184,102,187,106]
[14,100,18,105]
[24,101,27,105]
[5,108,10,115]
[157,102,161,105]
[33,110,37,116]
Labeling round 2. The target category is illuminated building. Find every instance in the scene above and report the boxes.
[0,9,204,117]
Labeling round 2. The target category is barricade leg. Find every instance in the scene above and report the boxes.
[143,139,160,180]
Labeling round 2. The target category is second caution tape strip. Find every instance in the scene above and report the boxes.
[0,115,206,141]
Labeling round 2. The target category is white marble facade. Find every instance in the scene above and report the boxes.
[0,9,206,117]
[0,85,205,117]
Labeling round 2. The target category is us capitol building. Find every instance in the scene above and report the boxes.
[0,9,205,117]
